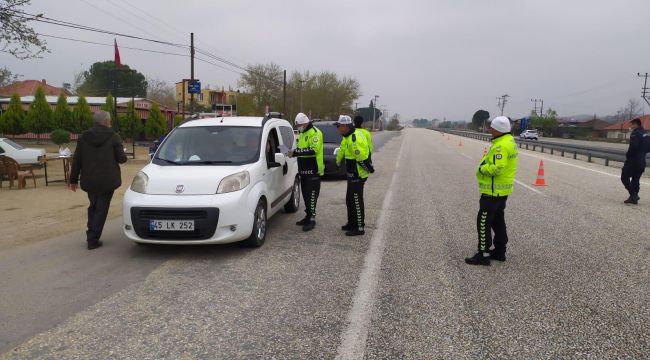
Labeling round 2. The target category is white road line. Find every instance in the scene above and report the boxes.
[515,179,544,195]
[456,135,650,186]
[335,137,404,360]
[460,149,544,196]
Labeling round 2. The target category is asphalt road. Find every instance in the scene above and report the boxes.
[2,129,648,359]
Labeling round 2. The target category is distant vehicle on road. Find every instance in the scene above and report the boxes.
[123,115,300,248]
[312,120,346,177]
[0,138,45,165]
[520,129,539,140]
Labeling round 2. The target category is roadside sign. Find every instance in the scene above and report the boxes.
[188,80,201,94]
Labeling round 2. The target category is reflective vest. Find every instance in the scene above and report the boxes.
[358,128,373,154]
[294,125,324,176]
[336,128,370,179]
[476,133,518,196]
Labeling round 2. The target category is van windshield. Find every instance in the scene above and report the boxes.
[153,126,262,165]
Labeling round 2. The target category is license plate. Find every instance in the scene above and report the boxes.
[149,220,195,231]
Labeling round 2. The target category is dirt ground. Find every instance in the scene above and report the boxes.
[0,142,150,251]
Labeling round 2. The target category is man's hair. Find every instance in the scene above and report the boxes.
[631,118,642,127]
[93,110,111,125]
[353,115,364,127]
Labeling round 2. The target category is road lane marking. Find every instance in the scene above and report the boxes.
[456,136,650,186]
[460,150,544,196]
[335,136,404,360]
[515,179,544,195]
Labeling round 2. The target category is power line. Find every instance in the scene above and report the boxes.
[77,0,163,41]
[5,9,188,49]
[39,34,189,57]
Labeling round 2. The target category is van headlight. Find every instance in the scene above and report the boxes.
[217,171,250,194]
[131,171,149,194]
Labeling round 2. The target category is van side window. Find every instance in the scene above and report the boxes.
[266,128,280,164]
[0,145,4,154]
[279,126,294,147]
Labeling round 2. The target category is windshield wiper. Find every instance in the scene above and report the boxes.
[192,160,233,164]
[155,157,182,165]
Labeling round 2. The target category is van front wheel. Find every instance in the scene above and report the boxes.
[243,200,267,248]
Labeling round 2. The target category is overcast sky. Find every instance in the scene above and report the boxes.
[3,0,650,121]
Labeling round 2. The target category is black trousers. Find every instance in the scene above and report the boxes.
[477,194,508,254]
[621,162,645,196]
[300,175,321,219]
[346,177,366,230]
[86,190,114,245]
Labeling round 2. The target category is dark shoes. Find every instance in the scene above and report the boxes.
[296,217,311,226]
[465,252,491,266]
[341,224,354,231]
[345,229,365,236]
[87,241,103,250]
[302,221,316,232]
[624,194,640,204]
[488,250,506,262]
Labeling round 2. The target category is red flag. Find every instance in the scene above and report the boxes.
[114,39,122,68]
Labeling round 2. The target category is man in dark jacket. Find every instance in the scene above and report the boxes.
[69,111,127,249]
[621,118,647,205]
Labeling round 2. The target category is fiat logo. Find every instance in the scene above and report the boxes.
[175,185,184,193]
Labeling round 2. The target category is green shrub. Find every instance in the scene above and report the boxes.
[50,129,71,145]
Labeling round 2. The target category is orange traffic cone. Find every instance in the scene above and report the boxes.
[447,135,450,141]
[458,139,463,147]
[483,147,487,156]
[533,160,547,186]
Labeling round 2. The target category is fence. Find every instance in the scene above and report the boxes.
[435,129,650,167]
[4,132,81,141]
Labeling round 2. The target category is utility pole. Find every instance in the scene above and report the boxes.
[531,99,539,116]
[539,99,544,116]
[639,72,650,108]
[299,78,307,113]
[283,70,287,119]
[190,32,195,115]
[372,95,379,130]
[496,94,509,116]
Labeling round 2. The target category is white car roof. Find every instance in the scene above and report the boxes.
[179,116,269,128]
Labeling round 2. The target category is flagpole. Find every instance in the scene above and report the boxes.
[113,39,119,133]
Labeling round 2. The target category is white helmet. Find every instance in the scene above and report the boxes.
[295,113,310,125]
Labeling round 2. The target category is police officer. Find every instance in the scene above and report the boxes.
[291,113,324,231]
[465,116,518,266]
[621,118,647,204]
[336,115,371,236]
[354,115,374,163]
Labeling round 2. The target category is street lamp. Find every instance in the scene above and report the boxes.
[372,95,379,130]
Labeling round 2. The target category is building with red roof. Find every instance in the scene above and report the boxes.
[0,79,72,98]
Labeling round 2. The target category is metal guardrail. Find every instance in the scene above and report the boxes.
[434,129,650,168]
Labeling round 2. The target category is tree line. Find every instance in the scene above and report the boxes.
[238,63,361,122]
[0,87,168,142]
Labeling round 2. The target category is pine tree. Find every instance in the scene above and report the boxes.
[144,103,166,139]
[121,100,143,140]
[0,93,26,136]
[52,93,73,131]
[25,87,53,143]
[73,95,93,133]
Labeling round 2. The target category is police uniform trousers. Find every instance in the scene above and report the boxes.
[476,194,508,255]
[346,175,366,230]
[300,174,321,219]
[621,161,645,197]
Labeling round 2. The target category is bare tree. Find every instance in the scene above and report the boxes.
[622,98,642,120]
[146,78,176,108]
[1,0,48,59]
[238,63,284,115]
[0,66,21,86]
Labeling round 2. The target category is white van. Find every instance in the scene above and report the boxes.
[123,115,300,247]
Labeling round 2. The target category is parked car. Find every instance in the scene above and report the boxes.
[312,120,345,177]
[123,115,300,247]
[520,129,539,140]
[0,138,46,165]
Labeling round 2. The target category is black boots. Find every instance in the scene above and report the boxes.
[296,217,310,226]
[87,241,103,250]
[302,220,316,232]
[465,252,491,266]
[345,229,365,236]
[624,194,640,204]
[488,249,506,262]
